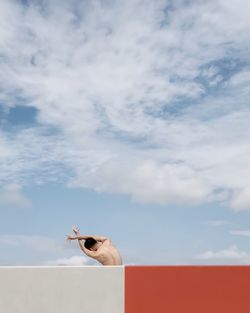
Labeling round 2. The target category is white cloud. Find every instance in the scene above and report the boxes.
[0,235,63,253]
[196,245,250,264]
[0,234,88,265]
[75,159,212,204]
[206,220,232,227]
[44,255,89,266]
[230,186,250,212]
[0,0,250,207]
[230,230,250,237]
[0,183,31,208]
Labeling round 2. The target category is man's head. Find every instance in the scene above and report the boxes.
[84,237,99,251]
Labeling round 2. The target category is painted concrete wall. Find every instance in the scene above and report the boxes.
[2,265,250,313]
[0,266,124,313]
[125,266,250,313]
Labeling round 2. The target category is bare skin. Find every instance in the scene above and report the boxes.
[66,226,122,266]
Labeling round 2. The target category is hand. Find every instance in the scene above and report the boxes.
[66,235,77,241]
[72,225,80,235]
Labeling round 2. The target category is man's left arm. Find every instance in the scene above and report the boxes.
[72,235,108,242]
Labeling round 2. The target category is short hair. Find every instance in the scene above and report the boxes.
[84,237,98,250]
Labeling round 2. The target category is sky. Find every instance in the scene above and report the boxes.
[0,0,250,266]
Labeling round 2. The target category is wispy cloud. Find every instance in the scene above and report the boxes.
[196,245,250,264]
[230,187,250,212]
[0,0,250,208]
[206,220,232,227]
[43,255,89,266]
[0,234,63,252]
[230,230,250,237]
[0,233,89,265]
[0,183,31,208]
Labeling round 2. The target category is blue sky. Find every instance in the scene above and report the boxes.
[0,0,250,265]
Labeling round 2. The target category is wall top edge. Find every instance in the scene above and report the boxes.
[0,265,125,268]
[125,265,250,267]
[1,265,250,268]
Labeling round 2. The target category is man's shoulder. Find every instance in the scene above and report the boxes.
[104,238,111,243]
[101,238,112,246]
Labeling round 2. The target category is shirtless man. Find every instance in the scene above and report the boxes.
[66,226,122,266]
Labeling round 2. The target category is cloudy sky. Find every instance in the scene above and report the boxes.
[0,0,250,266]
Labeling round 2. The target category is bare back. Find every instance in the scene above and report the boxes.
[93,240,122,265]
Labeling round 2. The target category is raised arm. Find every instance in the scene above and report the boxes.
[71,226,108,243]
[75,235,108,242]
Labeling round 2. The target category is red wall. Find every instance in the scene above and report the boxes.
[125,266,250,313]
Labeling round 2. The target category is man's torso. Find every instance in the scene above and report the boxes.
[94,240,122,265]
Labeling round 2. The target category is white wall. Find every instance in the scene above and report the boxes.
[0,266,124,313]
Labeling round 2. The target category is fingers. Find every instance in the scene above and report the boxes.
[72,225,80,235]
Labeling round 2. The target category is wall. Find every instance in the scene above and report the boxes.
[125,266,250,313]
[0,266,124,313]
[1,265,250,313]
